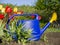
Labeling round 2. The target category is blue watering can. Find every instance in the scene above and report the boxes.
[6,12,57,41]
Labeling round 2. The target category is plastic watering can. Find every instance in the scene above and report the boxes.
[6,12,57,41]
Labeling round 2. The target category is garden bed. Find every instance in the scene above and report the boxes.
[44,32,60,45]
[0,32,60,45]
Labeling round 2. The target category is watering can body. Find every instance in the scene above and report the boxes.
[17,19,41,41]
[6,14,51,41]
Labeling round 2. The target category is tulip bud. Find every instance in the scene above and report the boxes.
[13,7,18,13]
[17,12,21,14]
[38,16,42,20]
[17,11,23,14]
[0,14,4,19]
[0,4,3,10]
[5,6,12,13]
[31,15,35,19]
[1,8,5,13]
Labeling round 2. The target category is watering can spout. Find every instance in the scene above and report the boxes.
[41,12,57,34]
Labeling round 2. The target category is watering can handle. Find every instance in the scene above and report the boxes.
[6,14,39,29]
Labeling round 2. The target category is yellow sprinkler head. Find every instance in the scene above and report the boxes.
[0,4,3,10]
[1,8,5,13]
[13,7,18,12]
[50,12,57,23]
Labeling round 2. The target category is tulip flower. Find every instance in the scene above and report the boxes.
[17,12,20,14]
[0,14,4,19]
[38,16,42,20]
[17,11,23,14]
[0,4,3,10]
[31,15,42,20]
[31,15,35,19]
[14,12,17,14]
[13,7,18,13]
[5,6,12,14]
[1,8,5,13]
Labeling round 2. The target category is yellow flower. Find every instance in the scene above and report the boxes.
[1,8,5,13]
[13,7,18,12]
[0,4,3,10]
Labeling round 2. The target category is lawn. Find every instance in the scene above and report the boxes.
[45,28,60,32]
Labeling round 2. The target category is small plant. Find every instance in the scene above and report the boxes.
[44,34,48,42]
[0,20,32,45]
[0,20,5,37]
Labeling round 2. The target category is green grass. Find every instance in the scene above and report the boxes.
[40,27,60,42]
[45,28,60,32]
[40,23,60,32]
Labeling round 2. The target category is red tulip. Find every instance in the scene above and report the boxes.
[38,16,42,20]
[31,15,42,20]
[31,15,35,19]
[6,6,9,9]
[0,14,4,19]
[5,6,12,13]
